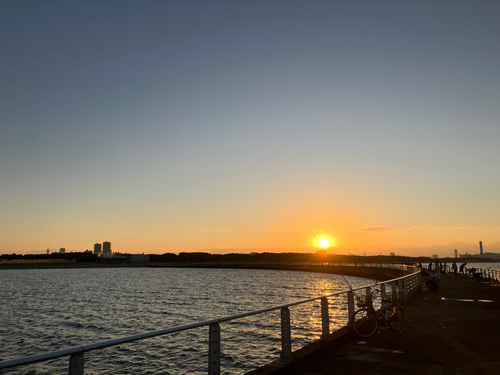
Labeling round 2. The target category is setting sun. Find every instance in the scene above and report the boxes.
[319,239,329,248]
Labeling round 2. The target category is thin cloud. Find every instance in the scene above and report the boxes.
[432,226,469,231]
[357,227,395,233]
[266,230,304,233]
[405,226,469,231]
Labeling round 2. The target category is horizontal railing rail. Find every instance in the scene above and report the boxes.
[0,268,422,374]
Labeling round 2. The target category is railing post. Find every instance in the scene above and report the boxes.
[391,282,397,302]
[365,287,371,299]
[320,297,330,340]
[280,307,292,361]
[347,291,355,326]
[68,353,84,375]
[380,283,386,308]
[403,278,409,298]
[208,323,220,375]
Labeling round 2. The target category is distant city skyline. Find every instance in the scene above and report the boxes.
[1,1,499,257]
[5,240,498,260]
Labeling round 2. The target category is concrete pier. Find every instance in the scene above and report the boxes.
[251,273,500,375]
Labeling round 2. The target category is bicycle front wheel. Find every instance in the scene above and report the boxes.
[387,303,404,331]
[351,308,378,338]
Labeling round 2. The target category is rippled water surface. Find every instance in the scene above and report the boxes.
[0,267,369,374]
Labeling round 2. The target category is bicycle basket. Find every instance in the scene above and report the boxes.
[355,294,373,307]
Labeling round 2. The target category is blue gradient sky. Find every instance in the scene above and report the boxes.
[2,1,499,256]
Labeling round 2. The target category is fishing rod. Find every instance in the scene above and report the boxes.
[308,223,324,250]
[340,274,353,290]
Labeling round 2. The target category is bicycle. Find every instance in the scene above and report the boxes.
[351,288,405,338]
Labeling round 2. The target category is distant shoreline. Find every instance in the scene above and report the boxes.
[0,262,152,269]
[0,261,412,280]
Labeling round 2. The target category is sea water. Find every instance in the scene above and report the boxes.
[0,267,369,374]
[462,262,500,270]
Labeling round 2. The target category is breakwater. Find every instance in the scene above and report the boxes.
[148,262,413,281]
[0,261,413,280]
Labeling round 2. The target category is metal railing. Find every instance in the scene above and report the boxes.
[424,263,500,281]
[0,269,422,375]
[467,265,500,281]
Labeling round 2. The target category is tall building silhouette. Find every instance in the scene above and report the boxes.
[103,241,112,255]
[94,243,102,255]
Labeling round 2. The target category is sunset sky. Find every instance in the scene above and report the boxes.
[2,1,499,257]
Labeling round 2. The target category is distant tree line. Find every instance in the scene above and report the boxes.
[1,251,489,264]
[1,252,98,262]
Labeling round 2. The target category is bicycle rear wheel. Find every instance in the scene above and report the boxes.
[351,308,378,338]
[387,303,404,331]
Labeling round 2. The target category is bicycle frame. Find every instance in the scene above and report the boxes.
[351,287,404,337]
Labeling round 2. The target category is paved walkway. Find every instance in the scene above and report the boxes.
[293,273,500,375]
